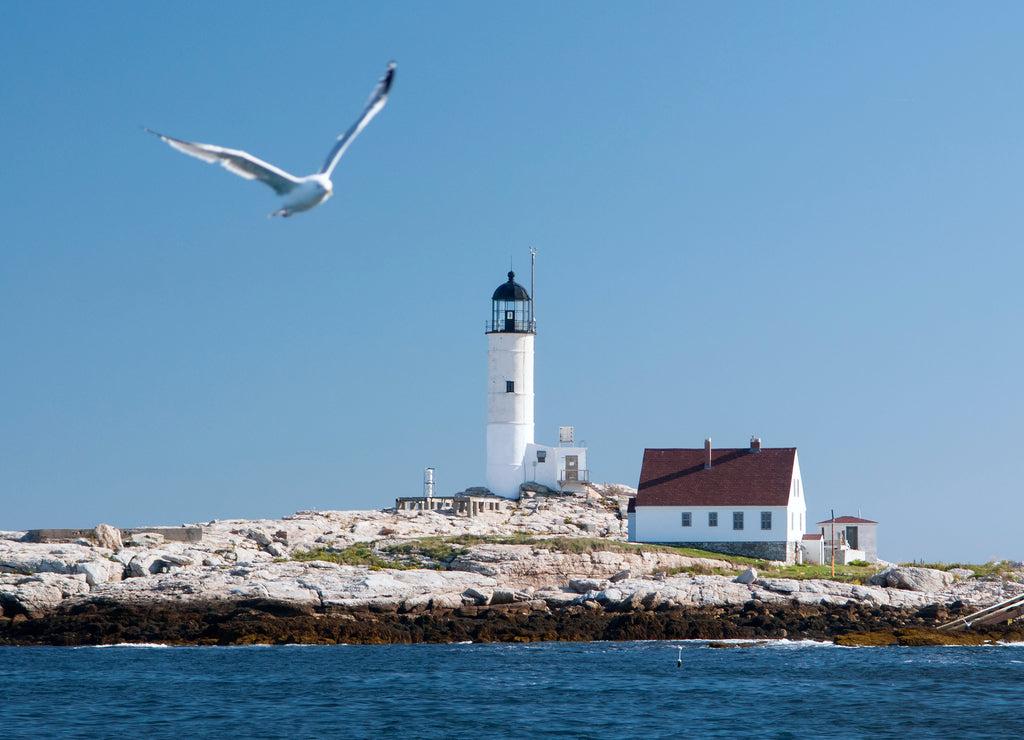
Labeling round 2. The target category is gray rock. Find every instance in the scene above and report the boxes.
[92,524,122,551]
[430,593,464,609]
[640,590,664,610]
[569,578,609,594]
[463,587,492,605]
[73,559,124,587]
[0,573,89,616]
[489,589,518,605]
[536,588,576,608]
[609,569,631,583]
[735,568,758,585]
[126,532,165,548]
[127,553,173,577]
[868,566,954,592]
[265,543,288,558]
[160,553,194,567]
[246,529,272,547]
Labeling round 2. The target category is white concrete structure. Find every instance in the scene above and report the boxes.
[524,441,588,493]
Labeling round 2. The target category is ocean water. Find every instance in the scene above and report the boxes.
[1,640,1022,739]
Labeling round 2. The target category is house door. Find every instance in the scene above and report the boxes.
[564,455,579,482]
[845,526,859,550]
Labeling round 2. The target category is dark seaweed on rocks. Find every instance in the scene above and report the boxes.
[0,598,989,647]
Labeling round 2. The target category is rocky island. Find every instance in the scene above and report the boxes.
[3,485,1022,646]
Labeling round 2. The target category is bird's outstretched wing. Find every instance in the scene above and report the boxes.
[319,61,396,177]
[144,128,301,195]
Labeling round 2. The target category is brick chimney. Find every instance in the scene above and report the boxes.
[704,437,712,469]
[750,436,761,452]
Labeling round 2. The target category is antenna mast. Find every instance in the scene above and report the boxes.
[530,247,537,331]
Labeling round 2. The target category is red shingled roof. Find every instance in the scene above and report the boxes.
[635,447,797,507]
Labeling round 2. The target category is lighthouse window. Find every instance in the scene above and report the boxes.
[506,381,515,393]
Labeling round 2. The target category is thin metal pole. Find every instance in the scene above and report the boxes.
[530,247,536,330]
[830,508,835,578]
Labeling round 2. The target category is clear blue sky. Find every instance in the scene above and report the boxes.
[3,2,1022,564]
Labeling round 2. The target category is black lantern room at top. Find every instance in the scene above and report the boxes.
[488,271,535,334]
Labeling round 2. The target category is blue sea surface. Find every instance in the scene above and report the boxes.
[1,640,1023,738]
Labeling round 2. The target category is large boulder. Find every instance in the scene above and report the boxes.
[0,573,89,616]
[734,568,758,585]
[868,566,954,593]
[92,524,123,551]
[73,559,124,587]
[127,553,175,577]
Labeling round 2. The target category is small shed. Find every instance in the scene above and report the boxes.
[801,533,824,565]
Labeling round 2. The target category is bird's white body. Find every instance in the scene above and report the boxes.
[146,62,395,217]
[276,175,334,217]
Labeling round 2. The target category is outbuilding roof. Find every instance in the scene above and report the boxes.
[635,447,797,507]
[817,515,877,525]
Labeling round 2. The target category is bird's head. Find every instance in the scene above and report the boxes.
[314,174,333,197]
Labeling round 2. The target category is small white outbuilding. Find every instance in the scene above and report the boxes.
[816,516,879,564]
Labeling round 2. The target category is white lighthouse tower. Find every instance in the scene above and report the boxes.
[485,270,535,498]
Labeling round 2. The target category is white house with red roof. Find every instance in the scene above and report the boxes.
[628,437,807,563]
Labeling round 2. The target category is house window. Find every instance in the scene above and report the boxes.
[536,450,547,463]
[681,512,692,527]
[506,380,515,393]
[733,512,744,530]
[761,512,772,530]
[708,512,718,527]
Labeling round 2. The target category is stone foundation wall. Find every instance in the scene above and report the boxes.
[656,540,794,563]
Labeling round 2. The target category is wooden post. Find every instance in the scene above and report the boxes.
[830,508,835,578]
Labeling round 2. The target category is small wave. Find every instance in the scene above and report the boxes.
[85,643,172,649]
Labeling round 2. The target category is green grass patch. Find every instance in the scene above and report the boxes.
[382,537,468,564]
[768,561,882,584]
[292,545,412,570]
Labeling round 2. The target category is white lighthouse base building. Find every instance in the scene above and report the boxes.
[524,441,589,494]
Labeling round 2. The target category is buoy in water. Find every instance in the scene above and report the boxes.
[676,646,682,668]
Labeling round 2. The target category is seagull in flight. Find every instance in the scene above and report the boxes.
[146,61,395,217]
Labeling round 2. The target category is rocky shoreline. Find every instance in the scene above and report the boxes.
[4,487,1023,646]
[5,595,1023,647]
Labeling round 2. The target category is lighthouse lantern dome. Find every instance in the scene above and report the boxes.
[489,271,534,334]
